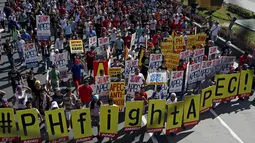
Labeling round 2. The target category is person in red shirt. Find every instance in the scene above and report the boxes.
[111,17,119,28]
[239,52,250,67]
[59,6,66,16]
[125,32,132,48]
[177,59,186,71]
[85,47,96,76]
[139,86,148,100]
[152,32,161,45]
[78,80,93,107]
[102,16,110,29]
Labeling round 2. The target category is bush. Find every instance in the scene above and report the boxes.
[227,4,253,19]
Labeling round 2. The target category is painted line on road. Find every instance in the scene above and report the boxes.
[210,109,244,143]
[142,115,159,143]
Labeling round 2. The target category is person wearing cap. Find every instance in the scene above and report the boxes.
[52,87,64,106]
[12,85,31,110]
[71,58,83,91]
[210,21,220,42]
[8,66,23,94]
[34,80,51,115]
[49,64,61,90]
[239,51,251,69]
[166,93,177,104]
[78,79,93,107]
[89,94,102,133]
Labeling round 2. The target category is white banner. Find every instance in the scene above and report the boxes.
[24,43,38,68]
[188,62,201,84]
[125,60,138,76]
[198,61,213,81]
[98,37,109,46]
[130,33,136,49]
[221,56,235,74]
[193,48,204,63]
[52,52,68,79]
[180,50,191,61]
[89,36,97,46]
[95,75,110,103]
[146,72,167,85]
[208,46,218,59]
[149,54,163,71]
[127,74,143,97]
[211,59,222,75]
[169,71,184,93]
[36,15,50,40]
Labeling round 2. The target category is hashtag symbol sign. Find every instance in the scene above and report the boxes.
[0,113,13,134]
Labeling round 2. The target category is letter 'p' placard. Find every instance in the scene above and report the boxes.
[124,101,144,131]
[147,100,166,133]
[183,95,200,127]
[200,86,215,113]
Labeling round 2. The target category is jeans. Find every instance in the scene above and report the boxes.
[43,56,50,70]
[211,35,218,43]
[7,54,14,66]
[18,52,23,63]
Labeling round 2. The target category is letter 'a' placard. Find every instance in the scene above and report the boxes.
[183,95,200,127]
[124,101,144,131]
[71,108,93,142]
[165,102,184,134]
[147,100,166,133]
[200,86,215,113]
[45,109,68,143]
[99,105,119,138]
[238,70,253,98]
[16,109,41,143]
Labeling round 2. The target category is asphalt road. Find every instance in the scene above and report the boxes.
[1,1,255,143]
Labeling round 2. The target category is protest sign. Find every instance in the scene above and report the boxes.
[174,36,185,53]
[165,101,184,134]
[187,35,196,50]
[124,101,144,131]
[211,59,222,75]
[127,74,143,97]
[208,46,218,59]
[180,50,191,62]
[220,56,235,74]
[238,70,254,98]
[95,75,110,103]
[147,100,166,132]
[183,95,200,127]
[16,109,41,143]
[71,109,93,142]
[36,15,50,40]
[161,84,169,98]
[193,48,204,63]
[0,108,18,142]
[200,86,215,113]
[165,53,180,71]
[100,106,119,138]
[224,73,240,101]
[195,34,206,48]
[70,40,84,53]
[108,68,122,80]
[149,54,163,71]
[89,36,97,46]
[52,52,68,79]
[44,109,68,143]
[24,43,38,68]
[146,72,167,85]
[93,61,109,77]
[161,40,173,54]
[130,33,136,49]
[109,82,125,111]
[138,48,145,67]
[187,62,201,84]
[198,61,213,81]
[169,71,184,93]
[125,60,138,76]
[99,37,109,46]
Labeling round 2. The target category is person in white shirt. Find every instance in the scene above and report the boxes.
[17,36,25,65]
[55,35,66,53]
[0,11,5,30]
[150,18,157,37]
[60,18,67,29]
[210,21,221,42]
[166,93,178,104]
[139,32,147,47]
[23,1,32,21]
[12,85,31,110]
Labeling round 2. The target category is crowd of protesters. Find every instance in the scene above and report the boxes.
[0,0,254,142]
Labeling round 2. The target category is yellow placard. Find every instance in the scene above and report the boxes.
[174,36,185,52]
[138,48,145,67]
[165,102,184,134]
[16,109,41,142]
[109,82,125,110]
[165,53,180,71]
[195,34,206,48]
[0,108,18,142]
[200,86,215,113]
[187,35,196,50]
[147,100,166,132]
[70,40,84,53]
[71,108,93,142]
[183,95,200,127]
[225,73,240,100]
[214,74,228,102]
[124,101,144,131]
[44,108,68,142]
[238,70,254,98]
[99,105,119,138]
[108,68,122,79]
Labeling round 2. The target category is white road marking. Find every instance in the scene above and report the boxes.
[142,115,159,143]
[210,109,244,143]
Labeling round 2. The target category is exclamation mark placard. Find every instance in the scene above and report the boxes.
[244,73,249,91]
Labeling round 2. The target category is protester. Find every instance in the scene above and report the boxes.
[78,80,93,107]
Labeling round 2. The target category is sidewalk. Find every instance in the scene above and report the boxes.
[224,0,255,13]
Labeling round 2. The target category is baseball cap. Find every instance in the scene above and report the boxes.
[93,94,99,100]
[51,101,59,109]
[35,80,41,84]
[2,98,8,103]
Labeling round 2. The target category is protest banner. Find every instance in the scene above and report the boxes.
[165,53,180,71]
[187,63,201,84]
[95,75,110,103]
[108,68,122,80]
[208,46,218,59]
[36,15,50,40]
[220,56,235,74]
[193,48,204,63]
[16,109,41,143]
[93,60,109,77]
[161,39,173,54]
[52,52,68,79]
[138,48,145,67]
[89,36,97,46]
[125,60,138,76]
[100,106,119,138]
[127,74,144,97]
[174,36,185,53]
[149,54,163,71]
[109,82,125,112]
[183,95,200,127]
[238,70,254,98]
[71,109,93,142]
[187,35,196,50]
[165,102,184,134]
[70,40,84,54]
[211,59,222,75]
[195,33,206,48]
[44,109,68,143]
[99,37,109,46]
[124,101,144,131]
[130,33,136,49]
[24,43,38,68]
[161,84,169,98]
[147,100,166,132]
[146,72,167,85]
[169,71,184,93]
[200,86,215,113]
[0,108,18,142]
[180,50,191,62]
[224,73,240,101]
[198,61,213,81]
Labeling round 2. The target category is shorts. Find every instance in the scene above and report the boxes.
[73,77,82,88]
[91,116,100,127]
[66,111,71,120]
